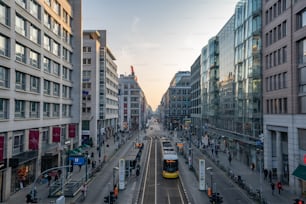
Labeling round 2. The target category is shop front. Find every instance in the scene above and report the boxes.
[9,151,37,193]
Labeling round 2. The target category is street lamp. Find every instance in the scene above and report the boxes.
[207,167,213,193]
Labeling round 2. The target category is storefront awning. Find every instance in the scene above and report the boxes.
[292,165,306,181]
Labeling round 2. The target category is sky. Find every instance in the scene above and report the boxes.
[82,0,239,111]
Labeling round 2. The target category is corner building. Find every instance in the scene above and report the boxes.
[0,0,82,201]
[262,0,306,195]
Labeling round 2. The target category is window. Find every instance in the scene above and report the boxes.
[16,71,26,91]
[0,3,10,26]
[43,79,50,95]
[15,43,26,63]
[43,102,50,117]
[30,101,39,118]
[62,66,69,80]
[297,9,306,29]
[300,67,306,94]
[63,47,69,62]
[43,12,51,28]
[53,62,60,76]
[282,21,287,37]
[282,46,287,63]
[63,28,69,44]
[83,58,91,65]
[52,41,59,56]
[29,0,39,19]
[63,10,69,24]
[30,50,39,68]
[30,24,39,44]
[298,39,306,65]
[53,1,60,15]
[30,75,40,93]
[83,46,92,53]
[298,129,306,150]
[15,15,26,36]
[44,35,51,51]
[0,34,9,57]
[43,57,51,73]
[12,132,24,155]
[53,82,60,96]
[52,20,60,36]
[62,104,67,117]
[0,66,9,88]
[53,103,59,117]
[0,98,9,119]
[15,100,25,118]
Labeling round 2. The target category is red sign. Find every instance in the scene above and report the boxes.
[68,124,76,138]
[52,127,61,143]
[0,136,4,162]
[29,130,39,150]
[304,155,306,164]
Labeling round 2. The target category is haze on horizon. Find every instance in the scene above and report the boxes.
[82,0,239,111]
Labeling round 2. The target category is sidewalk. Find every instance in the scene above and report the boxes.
[203,147,299,204]
[5,137,119,204]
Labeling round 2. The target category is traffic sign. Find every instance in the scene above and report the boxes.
[69,156,85,165]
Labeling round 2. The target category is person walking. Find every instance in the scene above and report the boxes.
[268,170,272,183]
[271,182,275,195]
[264,169,268,180]
[81,183,87,200]
[228,153,232,166]
[47,174,52,187]
[277,181,282,194]
[113,184,118,199]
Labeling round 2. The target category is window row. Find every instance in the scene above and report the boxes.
[265,46,287,69]
[265,21,287,47]
[14,0,71,27]
[0,66,72,98]
[265,72,288,92]
[266,97,287,114]
[265,0,287,25]
[0,98,72,120]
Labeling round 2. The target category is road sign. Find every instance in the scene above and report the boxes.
[199,159,205,190]
[69,156,85,165]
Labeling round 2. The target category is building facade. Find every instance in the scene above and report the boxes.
[82,30,119,150]
[190,56,202,146]
[262,0,306,194]
[0,0,82,201]
[118,68,149,132]
[163,71,191,131]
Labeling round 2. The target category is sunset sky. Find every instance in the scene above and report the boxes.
[82,0,239,110]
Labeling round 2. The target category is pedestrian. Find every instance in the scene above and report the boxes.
[47,174,51,187]
[91,152,94,158]
[79,164,82,172]
[277,181,282,194]
[271,182,275,195]
[268,170,272,183]
[211,148,214,155]
[54,174,59,181]
[113,184,118,199]
[80,183,87,199]
[251,163,255,171]
[26,193,32,204]
[228,153,232,165]
[264,169,268,180]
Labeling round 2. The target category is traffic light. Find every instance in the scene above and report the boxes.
[298,200,304,204]
[104,195,109,203]
[110,191,115,204]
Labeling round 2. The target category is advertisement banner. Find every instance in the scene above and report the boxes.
[52,127,61,143]
[68,124,76,138]
[0,136,4,162]
[199,159,206,190]
[119,159,125,190]
[29,130,39,150]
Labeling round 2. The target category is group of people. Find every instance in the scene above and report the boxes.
[263,168,283,195]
